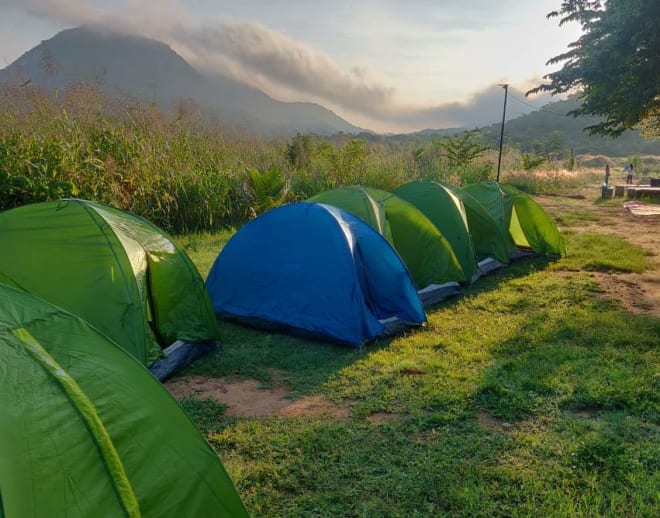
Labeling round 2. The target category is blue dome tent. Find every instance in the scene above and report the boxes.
[206,203,426,346]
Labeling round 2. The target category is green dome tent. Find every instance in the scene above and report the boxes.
[363,187,466,287]
[441,183,512,265]
[0,282,247,517]
[0,199,218,374]
[394,181,479,282]
[310,186,465,289]
[308,186,393,243]
[463,183,565,256]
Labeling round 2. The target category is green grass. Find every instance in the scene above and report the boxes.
[174,229,237,278]
[555,210,603,227]
[4,87,658,516]
[556,232,654,273]
[173,237,659,517]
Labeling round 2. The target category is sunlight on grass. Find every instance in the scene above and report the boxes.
[555,210,603,227]
[555,232,654,273]
[174,229,237,278]
[2,81,658,516]
[175,255,659,516]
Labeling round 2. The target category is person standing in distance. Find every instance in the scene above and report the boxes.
[604,163,611,185]
[625,163,634,185]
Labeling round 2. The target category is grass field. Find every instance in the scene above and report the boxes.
[2,88,657,515]
[172,185,660,517]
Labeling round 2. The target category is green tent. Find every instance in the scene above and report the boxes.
[394,181,479,282]
[441,184,512,264]
[0,282,247,517]
[0,199,218,366]
[364,187,466,286]
[309,186,393,243]
[310,186,465,288]
[463,183,565,256]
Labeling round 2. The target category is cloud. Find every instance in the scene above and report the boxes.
[1,0,557,132]
[170,21,398,115]
[2,0,102,25]
[342,83,556,133]
[3,1,399,112]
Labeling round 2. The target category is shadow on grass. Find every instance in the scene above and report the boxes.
[474,309,659,423]
[181,320,397,395]
[181,252,659,516]
[180,255,555,395]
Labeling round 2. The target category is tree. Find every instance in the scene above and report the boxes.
[438,130,492,167]
[285,133,313,170]
[527,0,660,137]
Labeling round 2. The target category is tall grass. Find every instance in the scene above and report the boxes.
[503,169,604,195]
[0,84,613,230]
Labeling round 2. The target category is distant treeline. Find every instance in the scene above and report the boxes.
[478,97,660,157]
[359,97,660,158]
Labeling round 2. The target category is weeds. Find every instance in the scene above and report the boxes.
[1,84,608,231]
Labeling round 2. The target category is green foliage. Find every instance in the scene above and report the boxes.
[480,97,660,156]
[456,163,494,185]
[504,169,602,195]
[521,153,547,172]
[409,130,494,185]
[246,166,288,216]
[567,148,576,171]
[528,0,660,136]
[0,90,261,232]
[1,84,657,236]
[284,133,312,170]
[439,130,492,168]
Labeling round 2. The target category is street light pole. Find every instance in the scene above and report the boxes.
[496,83,509,183]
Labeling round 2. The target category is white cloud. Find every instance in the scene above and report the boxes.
[0,0,577,132]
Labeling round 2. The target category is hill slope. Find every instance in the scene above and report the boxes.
[479,97,660,157]
[0,26,360,135]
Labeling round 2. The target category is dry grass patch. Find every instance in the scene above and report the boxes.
[476,410,515,433]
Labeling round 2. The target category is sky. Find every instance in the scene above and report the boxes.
[0,0,583,133]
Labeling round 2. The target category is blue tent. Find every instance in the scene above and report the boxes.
[206,203,426,346]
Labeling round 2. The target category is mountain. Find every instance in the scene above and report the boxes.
[478,97,660,157]
[0,26,360,135]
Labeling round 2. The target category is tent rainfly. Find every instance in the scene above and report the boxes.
[463,182,565,257]
[308,186,393,243]
[394,181,480,282]
[0,199,219,379]
[206,202,426,346]
[309,186,465,302]
[0,282,248,517]
[439,183,512,269]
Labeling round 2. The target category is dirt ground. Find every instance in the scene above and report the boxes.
[536,188,660,318]
[167,185,659,419]
[166,375,352,420]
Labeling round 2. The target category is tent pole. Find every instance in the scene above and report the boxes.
[496,84,508,183]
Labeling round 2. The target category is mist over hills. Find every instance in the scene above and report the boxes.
[0,26,361,135]
[371,97,659,158]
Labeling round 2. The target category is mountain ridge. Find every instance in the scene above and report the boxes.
[0,25,361,135]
